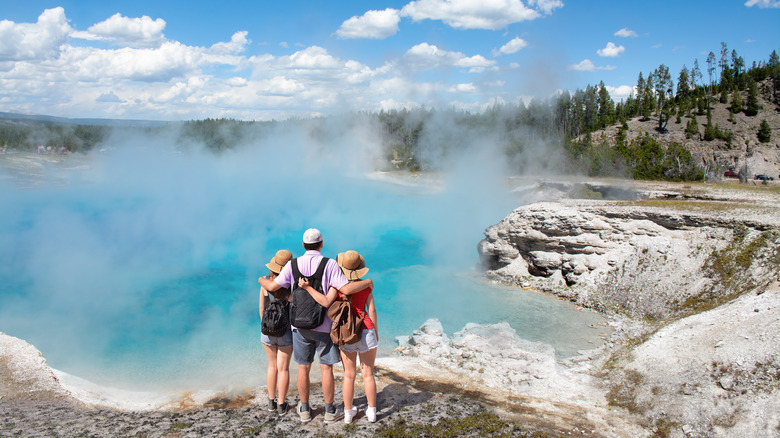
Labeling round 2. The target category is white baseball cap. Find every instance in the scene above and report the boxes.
[302,228,323,244]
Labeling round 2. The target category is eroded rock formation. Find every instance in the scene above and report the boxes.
[478,183,779,321]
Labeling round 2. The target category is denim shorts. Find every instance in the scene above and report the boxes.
[261,329,293,348]
[339,328,378,354]
[292,329,340,365]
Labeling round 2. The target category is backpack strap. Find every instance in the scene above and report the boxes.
[291,257,301,284]
[291,257,329,291]
[313,257,329,281]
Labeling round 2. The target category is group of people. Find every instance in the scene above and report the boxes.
[257,228,379,425]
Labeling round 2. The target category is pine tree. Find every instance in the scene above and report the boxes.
[731,49,745,90]
[641,73,655,121]
[685,114,700,139]
[706,51,717,94]
[692,59,702,89]
[758,119,772,143]
[770,50,780,107]
[720,87,729,104]
[636,72,646,116]
[770,50,780,73]
[677,65,691,99]
[719,42,729,79]
[597,81,615,128]
[703,107,716,141]
[652,64,674,131]
[583,85,598,132]
[677,65,691,116]
[730,88,743,115]
[745,78,760,116]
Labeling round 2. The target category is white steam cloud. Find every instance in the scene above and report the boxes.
[0,115,531,390]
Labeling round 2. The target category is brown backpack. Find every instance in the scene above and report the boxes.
[327,294,364,346]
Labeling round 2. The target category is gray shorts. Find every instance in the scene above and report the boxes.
[261,329,293,348]
[339,328,378,354]
[292,329,340,365]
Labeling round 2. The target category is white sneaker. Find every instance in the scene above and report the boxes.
[366,406,377,423]
[344,406,358,424]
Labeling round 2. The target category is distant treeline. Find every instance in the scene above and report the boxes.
[0,123,110,153]
[2,44,777,182]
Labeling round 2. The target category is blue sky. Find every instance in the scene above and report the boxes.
[1,0,778,121]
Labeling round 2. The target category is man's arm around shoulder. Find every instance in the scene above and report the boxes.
[339,278,373,296]
[258,276,281,292]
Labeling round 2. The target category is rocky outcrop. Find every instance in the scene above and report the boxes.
[386,319,646,437]
[394,319,561,392]
[478,182,780,320]
[0,331,73,404]
[473,181,780,437]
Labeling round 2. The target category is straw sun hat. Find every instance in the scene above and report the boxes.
[337,250,369,281]
[266,249,293,274]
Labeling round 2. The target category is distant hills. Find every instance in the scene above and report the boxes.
[0,111,171,128]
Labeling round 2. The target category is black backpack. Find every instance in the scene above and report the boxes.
[289,257,329,329]
[261,290,289,337]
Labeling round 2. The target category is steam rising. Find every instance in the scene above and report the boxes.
[0,115,603,391]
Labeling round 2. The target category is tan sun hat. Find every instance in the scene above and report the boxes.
[266,249,293,274]
[337,250,369,281]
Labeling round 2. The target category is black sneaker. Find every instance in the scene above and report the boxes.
[278,402,289,416]
[268,398,278,411]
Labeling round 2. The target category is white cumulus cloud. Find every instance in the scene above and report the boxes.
[0,7,72,61]
[606,85,634,101]
[400,0,557,30]
[284,46,344,70]
[336,8,400,39]
[449,83,477,92]
[259,76,306,96]
[614,27,637,38]
[492,37,528,56]
[209,31,250,55]
[568,59,595,71]
[225,77,248,87]
[403,42,496,72]
[528,0,564,14]
[745,0,780,7]
[597,42,625,57]
[83,13,167,48]
[567,59,614,71]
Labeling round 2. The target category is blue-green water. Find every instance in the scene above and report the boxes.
[0,143,609,391]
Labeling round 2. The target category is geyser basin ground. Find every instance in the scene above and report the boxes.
[0,149,609,392]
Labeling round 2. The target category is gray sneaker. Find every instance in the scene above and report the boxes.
[278,402,289,416]
[297,404,312,423]
[323,410,343,424]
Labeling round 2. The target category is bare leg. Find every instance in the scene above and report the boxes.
[297,364,311,403]
[276,345,293,402]
[263,344,278,400]
[320,363,335,404]
[358,348,378,407]
[340,350,358,409]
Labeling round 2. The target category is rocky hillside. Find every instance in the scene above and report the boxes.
[593,84,780,180]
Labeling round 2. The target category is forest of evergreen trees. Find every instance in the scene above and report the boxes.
[2,43,778,182]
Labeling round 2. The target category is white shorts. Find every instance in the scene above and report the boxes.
[340,328,378,353]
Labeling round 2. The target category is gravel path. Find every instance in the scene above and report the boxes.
[1,369,566,438]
